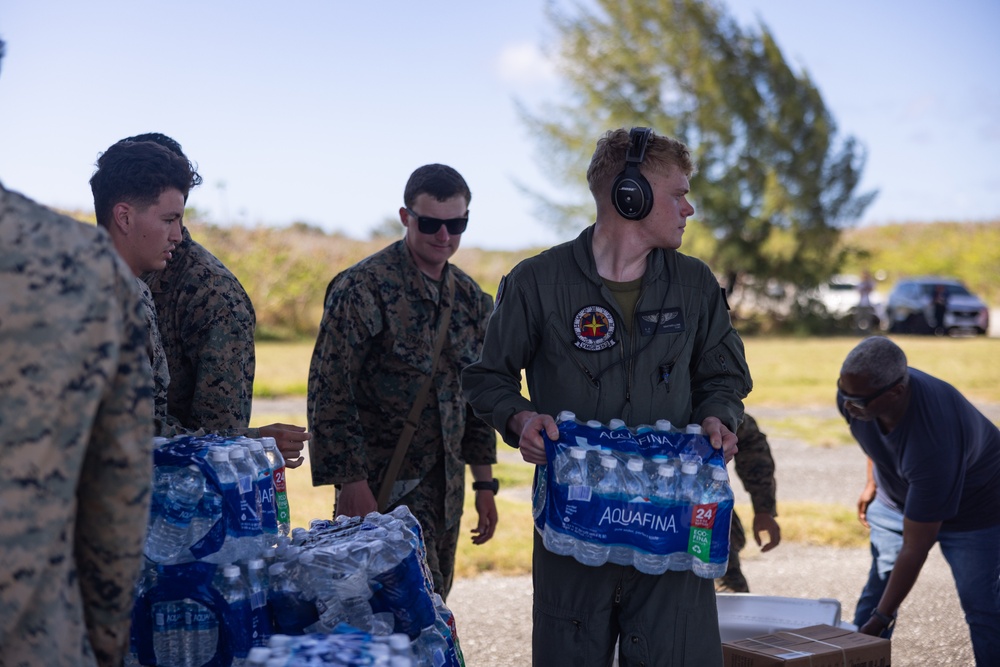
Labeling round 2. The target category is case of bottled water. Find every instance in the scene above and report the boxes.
[537,412,733,578]
[130,435,462,666]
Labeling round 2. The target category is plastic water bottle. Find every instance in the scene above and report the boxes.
[685,423,703,435]
[573,456,620,567]
[261,437,291,537]
[207,446,240,563]
[246,559,272,648]
[230,445,263,561]
[622,457,648,500]
[310,545,375,632]
[654,419,674,432]
[691,467,733,579]
[218,564,252,666]
[556,410,577,424]
[593,455,623,498]
[412,623,449,667]
[633,464,678,574]
[268,561,319,635]
[146,465,204,563]
[545,447,589,556]
[649,464,678,505]
[152,599,184,667]
[678,460,701,502]
[554,446,588,488]
[669,460,702,572]
[188,598,219,667]
[126,561,157,666]
[247,439,278,547]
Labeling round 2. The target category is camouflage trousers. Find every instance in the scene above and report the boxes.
[389,458,461,601]
[716,511,749,593]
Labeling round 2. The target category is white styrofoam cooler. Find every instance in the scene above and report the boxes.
[716,593,858,642]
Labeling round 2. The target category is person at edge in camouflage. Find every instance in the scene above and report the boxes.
[717,413,781,592]
[307,164,498,600]
[0,37,155,666]
[122,132,306,468]
[463,128,752,666]
[89,140,311,457]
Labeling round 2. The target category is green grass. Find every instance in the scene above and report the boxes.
[254,340,313,397]
[258,335,1000,405]
[256,335,998,578]
[763,416,857,448]
[742,335,1000,406]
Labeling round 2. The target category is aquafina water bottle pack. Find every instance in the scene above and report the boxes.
[131,432,462,667]
[535,412,733,578]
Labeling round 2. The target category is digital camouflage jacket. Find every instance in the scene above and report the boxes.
[307,240,496,528]
[143,227,256,431]
[0,183,154,667]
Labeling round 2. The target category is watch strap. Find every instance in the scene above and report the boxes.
[870,608,895,630]
[472,479,499,494]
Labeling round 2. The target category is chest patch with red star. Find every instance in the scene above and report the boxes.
[573,305,617,351]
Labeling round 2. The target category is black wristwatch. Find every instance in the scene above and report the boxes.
[870,608,895,631]
[472,479,500,495]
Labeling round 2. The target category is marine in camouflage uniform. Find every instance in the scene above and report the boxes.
[0,182,155,666]
[308,221,497,598]
[121,133,307,462]
[718,413,781,592]
[142,226,255,431]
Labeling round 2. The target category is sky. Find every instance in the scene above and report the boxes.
[1,0,998,250]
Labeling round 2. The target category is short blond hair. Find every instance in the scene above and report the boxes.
[587,128,693,201]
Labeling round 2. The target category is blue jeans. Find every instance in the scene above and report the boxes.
[853,496,903,638]
[938,523,1000,666]
[853,497,1000,664]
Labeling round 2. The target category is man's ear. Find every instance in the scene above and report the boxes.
[111,202,131,234]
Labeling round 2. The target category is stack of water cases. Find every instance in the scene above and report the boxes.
[128,436,463,667]
[537,412,734,578]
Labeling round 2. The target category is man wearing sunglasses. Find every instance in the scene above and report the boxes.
[838,336,1000,664]
[308,164,497,600]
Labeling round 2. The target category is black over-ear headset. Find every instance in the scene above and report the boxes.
[611,127,654,220]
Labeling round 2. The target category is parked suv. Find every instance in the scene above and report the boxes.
[885,277,989,335]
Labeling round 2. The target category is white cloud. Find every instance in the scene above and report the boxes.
[495,42,557,86]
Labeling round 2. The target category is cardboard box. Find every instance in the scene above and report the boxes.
[723,624,890,666]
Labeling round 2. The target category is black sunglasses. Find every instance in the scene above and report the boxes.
[405,207,468,235]
[837,376,904,409]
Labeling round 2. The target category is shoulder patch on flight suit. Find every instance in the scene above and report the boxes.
[573,305,617,351]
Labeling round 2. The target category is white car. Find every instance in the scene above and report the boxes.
[813,274,883,330]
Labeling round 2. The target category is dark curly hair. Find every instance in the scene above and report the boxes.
[90,140,200,228]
